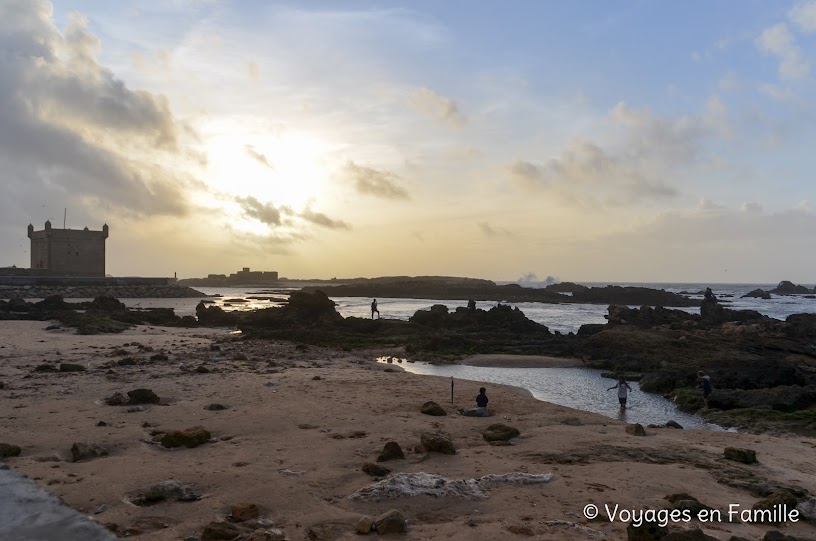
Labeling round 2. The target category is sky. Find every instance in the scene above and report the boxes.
[1,0,815,283]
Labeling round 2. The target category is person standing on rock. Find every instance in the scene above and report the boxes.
[697,371,712,409]
[371,299,379,319]
[607,377,633,409]
[704,287,717,302]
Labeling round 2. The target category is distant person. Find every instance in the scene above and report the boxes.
[371,299,379,319]
[467,299,476,312]
[704,287,717,302]
[607,377,633,409]
[697,371,712,409]
[458,387,489,417]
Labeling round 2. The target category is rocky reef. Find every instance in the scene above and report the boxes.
[0,284,206,299]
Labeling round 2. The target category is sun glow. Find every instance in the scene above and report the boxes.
[204,129,334,214]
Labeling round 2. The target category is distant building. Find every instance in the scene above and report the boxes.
[229,267,278,282]
[27,221,108,277]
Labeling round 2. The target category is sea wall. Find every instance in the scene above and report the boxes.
[0,284,207,299]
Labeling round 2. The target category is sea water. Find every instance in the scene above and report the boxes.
[44,282,816,429]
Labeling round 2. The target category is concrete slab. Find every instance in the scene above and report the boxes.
[0,466,117,541]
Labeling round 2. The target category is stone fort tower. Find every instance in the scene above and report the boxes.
[27,221,109,277]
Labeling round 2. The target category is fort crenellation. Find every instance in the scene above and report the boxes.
[27,221,108,277]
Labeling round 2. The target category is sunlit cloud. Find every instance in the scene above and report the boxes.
[409,87,465,127]
[343,161,410,200]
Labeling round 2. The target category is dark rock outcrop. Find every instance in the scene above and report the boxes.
[482,423,520,442]
[376,442,405,462]
[373,509,407,534]
[770,281,811,295]
[743,289,772,299]
[160,426,211,449]
[127,388,160,405]
[420,401,447,416]
[420,433,456,454]
[70,442,109,462]
[0,443,22,459]
[362,463,391,477]
[724,447,757,464]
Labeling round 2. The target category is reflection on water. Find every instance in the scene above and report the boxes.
[386,360,722,430]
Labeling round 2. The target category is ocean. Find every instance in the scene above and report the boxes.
[106,282,816,428]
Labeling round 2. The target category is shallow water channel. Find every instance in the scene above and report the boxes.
[382,359,723,430]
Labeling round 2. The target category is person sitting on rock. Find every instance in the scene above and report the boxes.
[458,387,489,417]
[607,377,633,409]
[371,299,379,319]
[697,371,712,409]
[704,287,717,302]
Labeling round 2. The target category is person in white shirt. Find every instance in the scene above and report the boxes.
[607,377,633,409]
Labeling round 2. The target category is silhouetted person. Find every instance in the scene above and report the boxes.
[704,287,717,302]
[467,299,476,312]
[459,387,489,416]
[607,377,633,409]
[371,299,379,319]
[697,371,712,409]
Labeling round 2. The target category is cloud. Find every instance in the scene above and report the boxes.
[299,208,351,230]
[478,222,513,238]
[245,145,275,169]
[0,0,198,232]
[234,196,292,226]
[343,161,410,200]
[506,160,545,192]
[755,23,810,79]
[789,1,816,32]
[409,87,465,127]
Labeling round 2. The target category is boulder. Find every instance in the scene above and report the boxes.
[70,442,109,462]
[362,462,391,477]
[724,447,757,464]
[796,496,816,522]
[374,509,407,534]
[130,480,186,505]
[201,521,241,541]
[356,515,374,534]
[127,388,160,405]
[752,491,799,523]
[205,403,228,411]
[229,502,259,522]
[665,420,683,429]
[770,281,811,295]
[377,441,405,462]
[625,423,647,436]
[420,433,456,455]
[104,392,128,406]
[625,520,668,541]
[160,426,211,448]
[59,363,85,372]
[0,443,22,458]
[420,401,447,416]
[482,423,520,442]
[742,289,771,299]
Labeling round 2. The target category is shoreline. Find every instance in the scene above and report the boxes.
[458,354,584,368]
[1,321,815,540]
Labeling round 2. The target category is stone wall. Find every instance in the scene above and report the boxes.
[0,285,207,299]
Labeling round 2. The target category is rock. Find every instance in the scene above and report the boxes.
[245,529,286,541]
[665,420,683,429]
[96,421,107,427]
[420,433,456,454]
[104,392,128,406]
[127,406,145,413]
[796,496,816,521]
[131,479,186,505]
[70,442,109,462]
[356,515,374,534]
[362,462,391,477]
[0,443,22,458]
[763,531,805,541]
[742,289,772,299]
[482,423,520,442]
[625,520,668,541]
[127,388,160,405]
[420,400,447,416]
[377,441,405,462]
[561,416,582,426]
[0,381,4,389]
[373,509,407,534]
[770,281,811,295]
[724,447,757,464]
[205,403,228,411]
[660,529,719,540]
[196,365,210,373]
[59,363,85,372]
[625,423,647,436]
[34,364,58,372]
[752,491,798,523]
[311,375,321,380]
[201,521,241,540]
[229,502,259,522]
[160,426,211,448]
[507,525,534,536]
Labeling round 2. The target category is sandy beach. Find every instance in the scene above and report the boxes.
[1,320,815,540]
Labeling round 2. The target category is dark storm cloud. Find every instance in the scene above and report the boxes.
[344,161,410,200]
